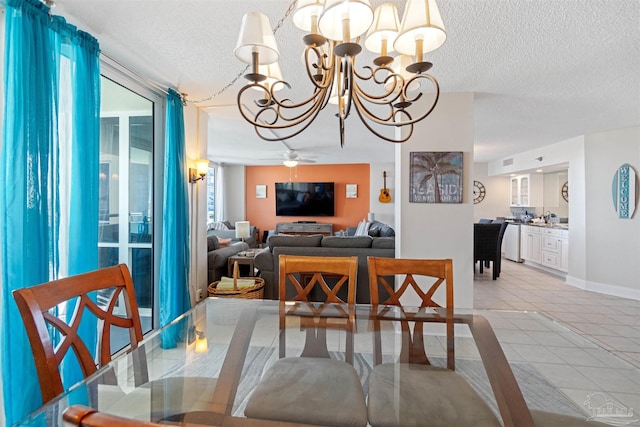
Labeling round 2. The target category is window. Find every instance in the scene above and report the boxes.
[206,166,215,225]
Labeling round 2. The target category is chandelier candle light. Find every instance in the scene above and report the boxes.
[234,0,447,147]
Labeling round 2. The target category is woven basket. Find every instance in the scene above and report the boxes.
[208,261,264,299]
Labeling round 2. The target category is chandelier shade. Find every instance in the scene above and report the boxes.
[292,0,326,33]
[234,12,280,66]
[318,0,374,42]
[364,3,400,55]
[394,0,447,57]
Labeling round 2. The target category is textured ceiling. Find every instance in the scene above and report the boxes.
[54,0,640,166]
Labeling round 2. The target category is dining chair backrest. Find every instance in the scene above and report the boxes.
[278,255,358,304]
[367,257,455,369]
[367,257,454,308]
[63,405,163,427]
[12,264,146,403]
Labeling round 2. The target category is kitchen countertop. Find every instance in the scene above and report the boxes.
[524,223,569,230]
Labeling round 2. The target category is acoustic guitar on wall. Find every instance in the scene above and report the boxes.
[379,171,391,203]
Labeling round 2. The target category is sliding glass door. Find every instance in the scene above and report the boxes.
[98,76,156,335]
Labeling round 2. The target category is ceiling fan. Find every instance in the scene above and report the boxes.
[282,149,316,168]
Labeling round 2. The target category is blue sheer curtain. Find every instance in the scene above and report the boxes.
[159,89,191,348]
[0,0,100,423]
[56,21,101,390]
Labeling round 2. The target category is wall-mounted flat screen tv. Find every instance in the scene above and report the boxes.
[275,182,335,216]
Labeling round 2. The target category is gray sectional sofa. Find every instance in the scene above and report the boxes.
[254,234,395,302]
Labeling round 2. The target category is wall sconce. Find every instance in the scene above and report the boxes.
[195,329,208,354]
[235,221,251,242]
[189,159,209,183]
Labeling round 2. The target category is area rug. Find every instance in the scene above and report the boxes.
[167,345,587,420]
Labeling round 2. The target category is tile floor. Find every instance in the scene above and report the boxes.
[475,259,640,422]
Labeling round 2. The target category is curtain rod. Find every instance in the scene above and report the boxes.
[100,50,178,100]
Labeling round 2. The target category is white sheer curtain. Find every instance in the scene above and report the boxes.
[214,163,226,222]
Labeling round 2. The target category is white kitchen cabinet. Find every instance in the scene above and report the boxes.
[520,225,569,273]
[510,174,543,207]
[521,226,542,263]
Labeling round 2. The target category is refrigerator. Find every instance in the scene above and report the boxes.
[503,223,523,262]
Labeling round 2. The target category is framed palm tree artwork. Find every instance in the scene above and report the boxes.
[410,152,463,203]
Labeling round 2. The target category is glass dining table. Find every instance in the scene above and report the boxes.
[14,297,608,427]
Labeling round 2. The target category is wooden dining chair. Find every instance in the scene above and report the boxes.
[244,255,368,427]
[366,257,501,427]
[12,264,217,420]
[63,404,165,427]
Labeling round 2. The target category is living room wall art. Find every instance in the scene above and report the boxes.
[409,152,463,203]
[346,184,357,198]
[256,184,267,199]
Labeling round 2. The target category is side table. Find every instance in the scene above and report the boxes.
[227,250,258,277]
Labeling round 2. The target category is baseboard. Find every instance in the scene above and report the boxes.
[565,275,640,301]
[521,260,567,278]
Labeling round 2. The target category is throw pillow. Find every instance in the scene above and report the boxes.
[354,220,371,236]
[379,225,395,237]
[210,221,229,231]
[222,220,233,229]
[218,238,232,248]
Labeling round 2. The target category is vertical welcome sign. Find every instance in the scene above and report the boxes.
[612,163,637,219]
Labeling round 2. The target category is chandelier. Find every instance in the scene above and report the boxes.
[234,0,446,147]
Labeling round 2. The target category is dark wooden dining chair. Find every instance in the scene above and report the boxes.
[12,264,217,420]
[244,255,367,427]
[367,257,501,427]
[474,222,503,279]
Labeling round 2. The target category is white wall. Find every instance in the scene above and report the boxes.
[396,93,475,308]
[584,126,640,299]
[369,162,395,226]
[473,162,511,222]
[185,107,209,303]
